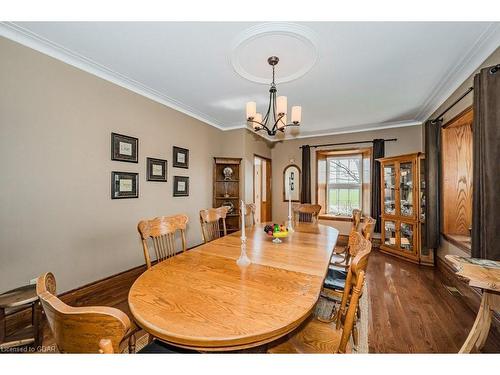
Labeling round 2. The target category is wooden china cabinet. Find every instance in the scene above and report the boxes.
[378,153,432,265]
[213,157,242,235]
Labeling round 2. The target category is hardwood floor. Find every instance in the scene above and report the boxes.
[367,250,500,353]
[30,248,500,353]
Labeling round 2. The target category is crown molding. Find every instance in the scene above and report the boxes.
[232,119,422,142]
[0,21,239,132]
[279,120,422,141]
[415,22,500,122]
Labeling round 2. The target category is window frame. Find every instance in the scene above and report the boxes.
[326,154,363,217]
[315,148,372,220]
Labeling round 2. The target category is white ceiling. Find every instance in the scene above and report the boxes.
[2,22,500,139]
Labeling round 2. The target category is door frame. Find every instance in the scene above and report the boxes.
[253,154,272,223]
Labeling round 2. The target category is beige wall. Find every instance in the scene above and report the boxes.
[271,125,423,232]
[0,37,235,293]
[0,36,274,293]
[426,46,500,260]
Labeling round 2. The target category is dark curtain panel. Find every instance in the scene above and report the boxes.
[472,65,500,260]
[370,139,385,232]
[424,119,442,253]
[301,145,312,204]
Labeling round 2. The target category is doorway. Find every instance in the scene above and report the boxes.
[253,155,272,224]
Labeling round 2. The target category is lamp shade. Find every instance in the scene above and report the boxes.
[291,106,302,123]
[246,101,256,119]
[277,96,287,115]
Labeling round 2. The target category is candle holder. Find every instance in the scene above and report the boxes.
[236,242,251,267]
[287,217,294,233]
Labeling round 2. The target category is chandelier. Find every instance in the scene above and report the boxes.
[246,56,302,136]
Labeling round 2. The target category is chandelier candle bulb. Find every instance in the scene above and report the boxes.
[246,101,256,120]
[277,96,287,115]
[291,106,302,123]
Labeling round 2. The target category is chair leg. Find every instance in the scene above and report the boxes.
[33,302,43,348]
[0,307,5,345]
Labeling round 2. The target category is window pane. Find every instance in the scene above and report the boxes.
[327,187,361,216]
[326,154,362,216]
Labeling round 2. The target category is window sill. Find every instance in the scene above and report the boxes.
[442,233,471,253]
[318,215,353,222]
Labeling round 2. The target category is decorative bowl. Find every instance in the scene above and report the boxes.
[272,231,289,239]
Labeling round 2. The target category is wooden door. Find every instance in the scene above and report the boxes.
[254,155,272,223]
[261,158,272,222]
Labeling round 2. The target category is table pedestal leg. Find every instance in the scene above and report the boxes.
[460,290,500,353]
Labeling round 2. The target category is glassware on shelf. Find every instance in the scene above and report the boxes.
[400,222,414,252]
[384,220,396,247]
[383,164,396,215]
[399,162,413,217]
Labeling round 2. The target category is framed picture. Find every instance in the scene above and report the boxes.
[111,171,139,199]
[146,157,167,182]
[111,133,138,163]
[173,176,189,197]
[283,164,301,202]
[173,146,189,169]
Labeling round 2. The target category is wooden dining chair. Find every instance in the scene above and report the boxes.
[319,232,372,346]
[292,204,322,224]
[267,244,369,353]
[331,216,376,270]
[239,203,256,227]
[331,209,362,263]
[137,214,189,269]
[36,272,134,353]
[199,206,229,243]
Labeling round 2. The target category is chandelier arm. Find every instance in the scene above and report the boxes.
[263,89,273,126]
[273,113,285,129]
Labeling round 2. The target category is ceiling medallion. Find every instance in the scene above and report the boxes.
[246,56,302,137]
[231,23,319,84]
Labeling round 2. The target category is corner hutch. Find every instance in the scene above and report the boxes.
[378,152,432,265]
[213,157,242,235]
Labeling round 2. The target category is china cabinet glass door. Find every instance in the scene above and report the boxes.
[383,220,397,249]
[383,164,396,216]
[399,222,415,253]
[399,161,414,218]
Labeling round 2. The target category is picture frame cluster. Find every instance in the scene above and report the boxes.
[110,132,190,199]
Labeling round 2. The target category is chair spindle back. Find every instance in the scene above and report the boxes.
[292,204,322,224]
[137,214,189,269]
[199,206,229,243]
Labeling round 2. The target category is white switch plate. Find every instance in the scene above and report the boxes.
[29,278,37,285]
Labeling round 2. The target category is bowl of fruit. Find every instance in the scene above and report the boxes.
[264,224,289,243]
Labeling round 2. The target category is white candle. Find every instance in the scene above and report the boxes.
[241,200,246,241]
[288,177,292,220]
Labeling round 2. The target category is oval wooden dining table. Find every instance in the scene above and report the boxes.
[128,222,339,352]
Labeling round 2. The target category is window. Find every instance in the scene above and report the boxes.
[316,148,371,218]
[326,155,362,216]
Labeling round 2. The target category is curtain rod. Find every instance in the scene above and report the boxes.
[299,138,397,149]
[431,87,474,125]
[430,64,499,125]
